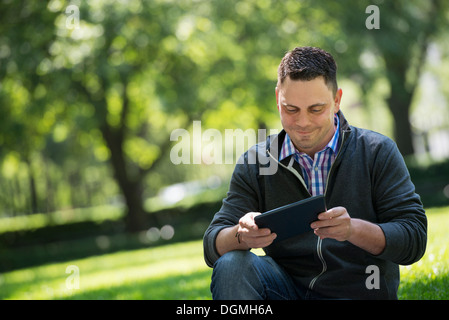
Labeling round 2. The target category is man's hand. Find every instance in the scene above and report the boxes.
[310,207,352,241]
[310,206,386,255]
[238,212,277,248]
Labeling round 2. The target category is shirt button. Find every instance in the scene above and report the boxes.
[314,166,318,171]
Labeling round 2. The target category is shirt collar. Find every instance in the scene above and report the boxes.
[279,114,340,161]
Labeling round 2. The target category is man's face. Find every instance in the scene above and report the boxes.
[276,76,342,158]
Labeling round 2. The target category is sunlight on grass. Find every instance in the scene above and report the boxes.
[0,240,212,300]
[0,205,123,234]
[398,206,449,299]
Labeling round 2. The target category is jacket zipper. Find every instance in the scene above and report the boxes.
[308,130,348,290]
[308,237,326,290]
[267,130,348,291]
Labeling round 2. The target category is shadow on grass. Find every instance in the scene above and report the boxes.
[63,268,213,300]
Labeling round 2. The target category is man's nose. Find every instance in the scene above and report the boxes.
[295,113,311,129]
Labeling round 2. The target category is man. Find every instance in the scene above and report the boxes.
[203,46,427,300]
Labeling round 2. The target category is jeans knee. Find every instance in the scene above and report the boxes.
[214,250,254,270]
[211,250,261,299]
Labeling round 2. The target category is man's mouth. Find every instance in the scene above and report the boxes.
[297,130,314,135]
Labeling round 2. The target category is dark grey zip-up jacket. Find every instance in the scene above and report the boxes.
[203,111,427,300]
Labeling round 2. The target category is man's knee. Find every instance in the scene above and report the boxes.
[211,250,262,299]
[213,250,255,272]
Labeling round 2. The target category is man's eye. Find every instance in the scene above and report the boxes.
[285,106,297,112]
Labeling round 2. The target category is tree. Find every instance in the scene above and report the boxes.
[312,0,448,156]
[49,1,194,231]
[1,0,447,230]
[0,2,60,214]
[45,0,324,231]
[374,0,445,156]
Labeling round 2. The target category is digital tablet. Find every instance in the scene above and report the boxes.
[254,195,326,243]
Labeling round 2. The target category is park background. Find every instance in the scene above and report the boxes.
[0,0,448,299]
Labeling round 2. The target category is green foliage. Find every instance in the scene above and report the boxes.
[0,0,448,229]
[407,159,449,208]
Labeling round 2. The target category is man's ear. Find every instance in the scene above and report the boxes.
[275,86,279,111]
[334,88,342,113]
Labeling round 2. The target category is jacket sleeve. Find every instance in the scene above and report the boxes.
[372,139,427,265]
[203,153,261,267]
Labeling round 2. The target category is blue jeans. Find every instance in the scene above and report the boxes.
[211,250,328,300]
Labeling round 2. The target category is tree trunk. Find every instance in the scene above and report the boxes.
[44,157,55,215]
[100,123,153,232]
[121,180,148,233]
[383,56,416,157]
[387,91,415,156]
[371,1,440,157]
[24,156,38,214]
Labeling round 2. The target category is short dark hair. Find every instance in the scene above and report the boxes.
[277,46,338,95]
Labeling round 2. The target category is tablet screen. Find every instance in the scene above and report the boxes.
[254,195,326,243]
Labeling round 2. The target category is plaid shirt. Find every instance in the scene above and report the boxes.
[279,115,340,196]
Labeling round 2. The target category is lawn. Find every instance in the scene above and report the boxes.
[0,240,213,300]
[397,206,449,299]
[1,206,448,300]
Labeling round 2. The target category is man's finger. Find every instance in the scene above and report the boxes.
[239,212,261,230]
[318,207,344,220]
[238,226,271,237]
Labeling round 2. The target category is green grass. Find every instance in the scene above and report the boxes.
[398,206,449,299]
[0,240,213,300]
[1,206,448,300]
